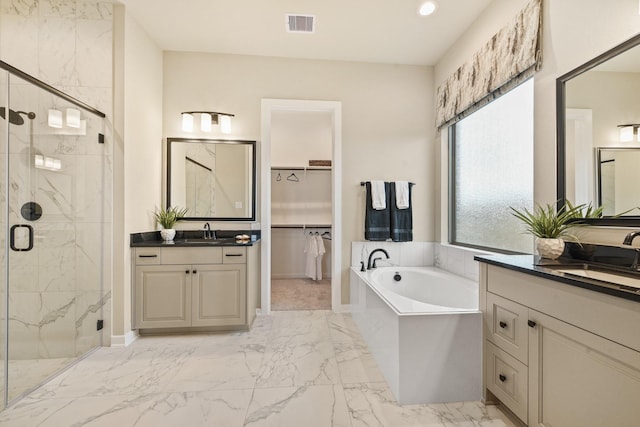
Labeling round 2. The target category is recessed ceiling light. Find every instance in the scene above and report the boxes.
[418,0,439,16]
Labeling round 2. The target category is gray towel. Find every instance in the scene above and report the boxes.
[390,183,412,242]
[364,182,391,241]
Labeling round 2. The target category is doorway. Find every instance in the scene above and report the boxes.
[260,99,342,314]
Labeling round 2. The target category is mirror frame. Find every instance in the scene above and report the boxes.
[556,33,640,226]
[166,137,257,221]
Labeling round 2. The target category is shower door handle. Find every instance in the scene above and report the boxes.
[10,224,34,251]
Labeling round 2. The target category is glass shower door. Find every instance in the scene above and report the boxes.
[4,71,106,404]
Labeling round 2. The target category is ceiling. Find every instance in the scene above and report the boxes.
[121,0,493,66]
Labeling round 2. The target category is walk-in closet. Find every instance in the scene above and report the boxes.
[270,110,333,310]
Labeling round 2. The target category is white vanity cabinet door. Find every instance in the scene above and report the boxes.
[528,309,640,427]
[191,264,246,327]
[136,265,192,328]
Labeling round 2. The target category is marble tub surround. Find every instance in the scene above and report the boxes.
[0,311,518,427]
[352,241,489,282]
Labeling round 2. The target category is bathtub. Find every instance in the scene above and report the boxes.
[350,266,481,405]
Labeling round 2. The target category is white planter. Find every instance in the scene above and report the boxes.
[160,228,176,241]
[536,238,565,259]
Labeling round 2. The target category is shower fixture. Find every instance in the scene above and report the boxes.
[0,107,35,125]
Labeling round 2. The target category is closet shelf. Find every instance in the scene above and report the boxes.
[271,224,332,229]
[271,166,331,171]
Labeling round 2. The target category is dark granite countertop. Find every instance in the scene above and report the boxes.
[475,253,640,303]
[130,230,261,247]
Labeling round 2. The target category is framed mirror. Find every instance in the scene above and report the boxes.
[167,138,256,221]
[557,33,640,225]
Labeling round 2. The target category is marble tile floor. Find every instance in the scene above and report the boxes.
[0,311,519,427]
[3,357,75,402]
[271,278,331,310]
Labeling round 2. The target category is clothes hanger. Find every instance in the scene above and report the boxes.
[287,172,299,182]
[276,171,282,181]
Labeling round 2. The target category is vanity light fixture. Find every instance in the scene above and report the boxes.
[66,108,81,128]
[181,112,194,132]
[47,109,63,128]
[181,111,235,134]
[418,0,439,16]
[618,124,640,142]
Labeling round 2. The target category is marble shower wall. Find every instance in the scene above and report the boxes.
[0,0,113,358]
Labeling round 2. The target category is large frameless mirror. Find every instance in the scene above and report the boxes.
[557,33,640,225]
[167,138,256,221]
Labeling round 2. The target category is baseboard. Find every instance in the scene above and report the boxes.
[338,304,355,313]
[111,330,139,347]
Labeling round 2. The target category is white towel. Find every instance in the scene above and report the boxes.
[304,234,318,279]
[371,180,386,210]
[395,181,410,209]
[315,234,326,281]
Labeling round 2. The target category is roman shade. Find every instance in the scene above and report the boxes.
[435,0,542,130]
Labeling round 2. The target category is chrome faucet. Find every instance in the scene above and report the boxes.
[623,231,640,246]
[203,223,215,240]
[367,248,390,270]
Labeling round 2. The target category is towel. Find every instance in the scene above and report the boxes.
[395,181,410,209]
[315,234,326,280]
[390,183,413,242]
[371,180,386,210]
[304,233,318,279]
[364,182,391,241]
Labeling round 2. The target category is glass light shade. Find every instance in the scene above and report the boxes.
[200,113,212,132]
[220,115,232,134]
[34,154,44,167]
[418,0,438,16]
[66,108,81,128]
[619,126,634,142]
[48,109,63,128]
[182,113,194,132]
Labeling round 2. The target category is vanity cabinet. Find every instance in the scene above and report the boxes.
[133,245,259,331]
[480,263,640,426]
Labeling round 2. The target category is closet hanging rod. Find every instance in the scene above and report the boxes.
[360,181,415,186]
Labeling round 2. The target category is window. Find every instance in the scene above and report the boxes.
[449,79,534,253]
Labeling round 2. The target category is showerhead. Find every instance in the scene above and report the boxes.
[0,107,36,126]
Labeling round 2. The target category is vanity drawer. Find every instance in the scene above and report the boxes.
[486,292,528,363]
[486,341,528,423]
[135,248,161,265]
[161,247,223,265]
[223,247,247,264]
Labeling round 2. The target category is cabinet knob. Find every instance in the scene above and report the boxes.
[192,270,197,274]
[499,321,507,329]
[528,320,537,328]
[185,270,190,274]
[499,374,507,382]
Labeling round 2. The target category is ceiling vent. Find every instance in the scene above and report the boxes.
[286,14,315,33]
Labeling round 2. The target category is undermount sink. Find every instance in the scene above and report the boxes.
[172,238,229,245]
[542,263,640,293]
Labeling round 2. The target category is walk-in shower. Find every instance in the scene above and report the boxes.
[0,60,110,408]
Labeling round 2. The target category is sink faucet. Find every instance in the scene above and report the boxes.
[367,248,390,270]
[203,223,213,240]
[623,231,640,246]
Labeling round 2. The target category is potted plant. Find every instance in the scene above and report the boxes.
[509,202,585,259]
[153,206,188,241]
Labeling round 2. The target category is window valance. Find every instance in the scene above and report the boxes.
[435,0,542,130]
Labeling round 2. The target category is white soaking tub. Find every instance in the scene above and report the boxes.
[350,266,481,404]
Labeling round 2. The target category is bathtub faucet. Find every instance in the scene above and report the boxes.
[367,248,390,270]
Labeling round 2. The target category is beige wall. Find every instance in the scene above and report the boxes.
[434,0,640,244]
[163,52,434,302]
[112,7,163,340]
